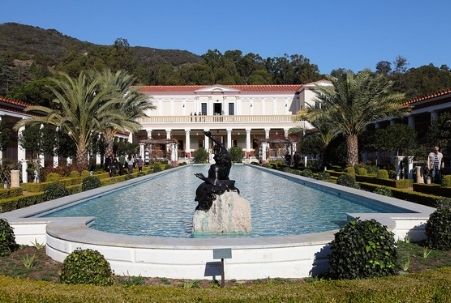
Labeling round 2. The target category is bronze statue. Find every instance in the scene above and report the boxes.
[194,131,239,211]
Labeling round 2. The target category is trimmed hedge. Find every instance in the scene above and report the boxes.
[0,193,45,213]
[0,188,23,199]
[413,184,451,198]
[359,182,442,207]
[377,169,389,179]
[22,177,82,193]
[0,267,449,302]
[356,175,413,189]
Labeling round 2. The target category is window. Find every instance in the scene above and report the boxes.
[228,103,234,115]
[201,103,207,115]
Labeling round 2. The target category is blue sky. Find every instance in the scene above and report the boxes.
[1,0,450,74]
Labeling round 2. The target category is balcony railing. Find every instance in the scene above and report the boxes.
[137,115,297,124]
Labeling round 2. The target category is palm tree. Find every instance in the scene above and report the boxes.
[15,71,126,169]
[304,72,405,166]
[96,69,155,159]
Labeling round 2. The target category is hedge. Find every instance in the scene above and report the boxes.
[359,182,442,207]
[441,175,451,187]
[326,170,345,177]
[0,193,45,213]
[0,188,23,200]
[22,178,82,193]
[413,184,451,198]
[0,267,448,302]
[356,175,413,189]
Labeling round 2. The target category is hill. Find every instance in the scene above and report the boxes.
[0,22,201,67]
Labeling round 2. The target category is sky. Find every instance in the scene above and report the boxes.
[1,0,450,74]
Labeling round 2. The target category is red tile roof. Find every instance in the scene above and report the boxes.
[0,96,29,108]
[138,84,302,94]
[403,88,451,106]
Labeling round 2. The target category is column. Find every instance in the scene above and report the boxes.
[245,128,251,152]
[21,160,28,184]
[204,129,210,150]
[284,128,289,139]
[128,131,133,143]
[53,127,59,168]
[67,157,73,165]
[407,115,415,129]
[18,126,26,162]
[139,143,145,159]
[431,111,439,123]
[264,128,270,140]
[147,129,152,139]
[166,129,172,140]
[185,129,191,157]
[226,128,232,149]
[38,124,44,168]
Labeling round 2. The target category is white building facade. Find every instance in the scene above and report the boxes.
[136,81,331,163]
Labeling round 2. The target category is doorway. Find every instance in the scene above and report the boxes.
[213,103,222,115]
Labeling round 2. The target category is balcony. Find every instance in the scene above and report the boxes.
[137,115,298,126]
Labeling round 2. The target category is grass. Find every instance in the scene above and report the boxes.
[397,241,451,273]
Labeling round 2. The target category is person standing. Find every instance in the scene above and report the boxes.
[126,155,134,174]
[427,146,444,183]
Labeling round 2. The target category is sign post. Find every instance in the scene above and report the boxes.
[213,248,232,288]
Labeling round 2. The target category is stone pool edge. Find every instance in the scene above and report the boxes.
[0,164,435,280]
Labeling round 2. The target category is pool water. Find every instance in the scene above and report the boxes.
[41,165,410,238]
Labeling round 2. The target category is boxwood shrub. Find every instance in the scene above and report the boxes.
[46,172,62,182]
[344,166,355,176]
[0,219,18,256]
[60,249,113,286]
[82,176,101,191]
[377,169,389,179]
[373,186,392,197]
[329,218,397,279]
[442,175,451,187]
[426,201,451,250]
[337,174,360,189]
[356,167,368,176]
[43,183,69,201]
[69,170,80,178]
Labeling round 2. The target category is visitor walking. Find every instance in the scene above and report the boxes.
[126,155,134,174]
[427,146,444,183]
[137,156,144,172]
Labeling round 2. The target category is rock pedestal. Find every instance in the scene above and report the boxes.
[192,191,251,235]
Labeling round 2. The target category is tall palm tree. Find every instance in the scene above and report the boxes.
[96,69,155,158]
[14,71,126,169]
[304,72,405,166]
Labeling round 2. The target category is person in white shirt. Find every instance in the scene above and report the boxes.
[427,146,444,183]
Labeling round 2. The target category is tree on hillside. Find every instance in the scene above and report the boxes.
[303,72,406,166]
[14,71,128,169]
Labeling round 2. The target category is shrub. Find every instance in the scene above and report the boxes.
[60,249,113,286]
[45,172,62,182]
[373,187,392,197]
[436,197,451,208]
[329,218,397,279]
[356,167,367,176]
[377,169,389,179]
[193,147,209,163]
[337,174,360,189]
[442,175,451,187]
[80,170,90,178]
[369,166,378,175]
[228,146,243,163]
[69,170,80,178]
[344,166,355,176]
[426,202,451,250]
[389,170,397,179]
[0,219,18,256]
[81,176,101,191]
[299,169,314,178]
[43,183,69,201]
[315,171,330,181]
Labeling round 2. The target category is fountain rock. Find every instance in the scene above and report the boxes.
[192,191,251,234]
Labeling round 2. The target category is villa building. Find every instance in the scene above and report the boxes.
[135,80,332,163]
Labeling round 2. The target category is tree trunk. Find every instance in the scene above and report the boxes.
[104,129,115,159]
[76,140,88,170]
[346,134,359,166]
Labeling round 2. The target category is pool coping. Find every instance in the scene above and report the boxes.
[1,164,435,249]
